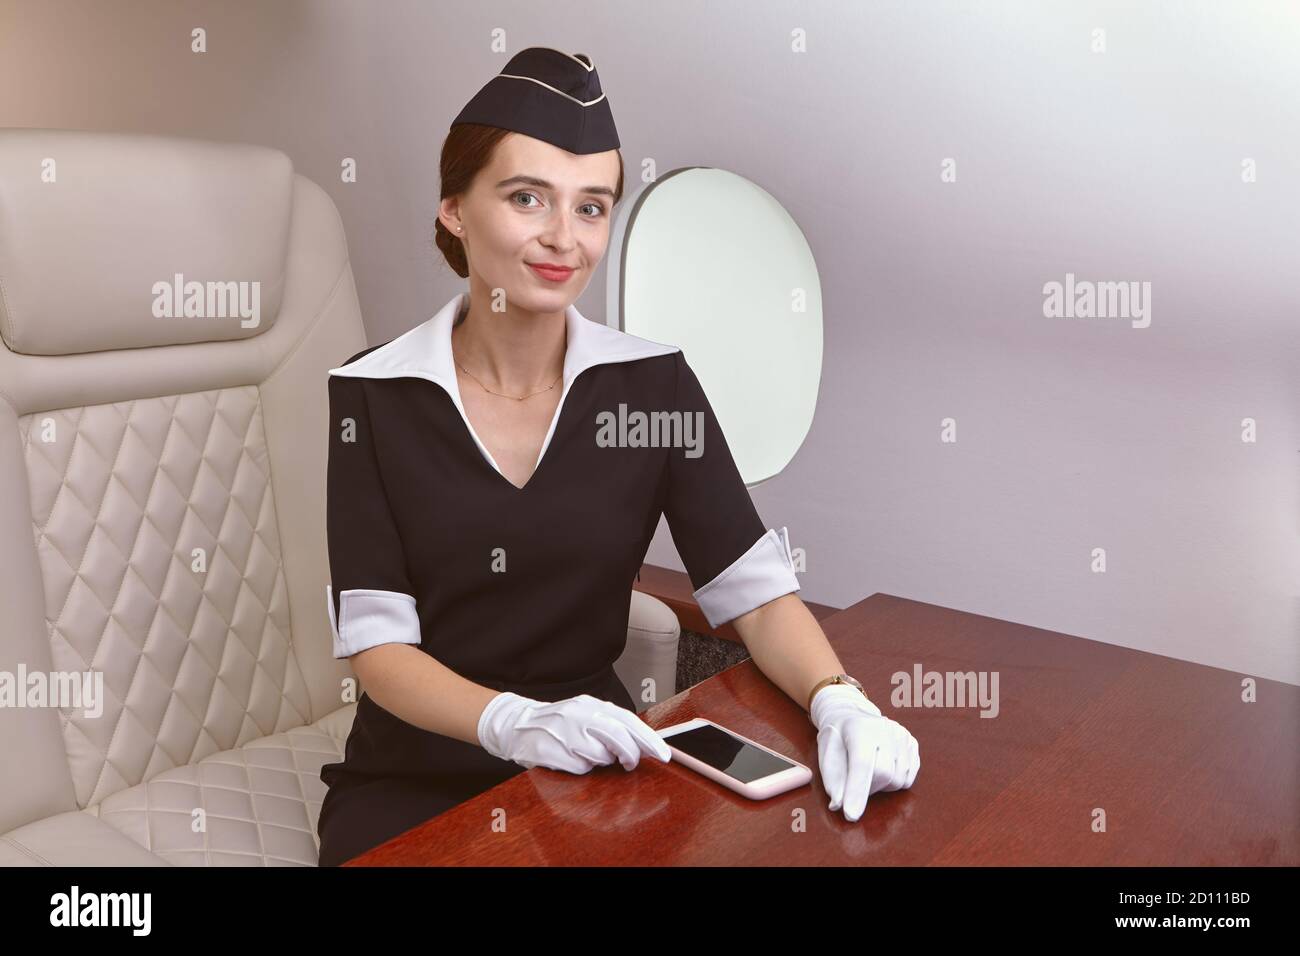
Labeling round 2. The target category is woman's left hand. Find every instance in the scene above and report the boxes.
[810,684,919,822]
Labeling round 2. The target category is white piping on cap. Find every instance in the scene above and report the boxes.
[497,74,607,107]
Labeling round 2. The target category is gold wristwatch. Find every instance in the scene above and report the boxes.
[807,673,868,712]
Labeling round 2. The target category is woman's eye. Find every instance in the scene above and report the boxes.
[511,191,604,217]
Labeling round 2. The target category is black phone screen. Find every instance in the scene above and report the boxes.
[665,723,796,783]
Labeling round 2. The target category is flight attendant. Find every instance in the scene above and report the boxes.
[315,47,919,867]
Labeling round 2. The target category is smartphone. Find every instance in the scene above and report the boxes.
[658,717,812,799]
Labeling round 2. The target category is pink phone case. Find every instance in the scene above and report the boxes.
[658,717,813,799]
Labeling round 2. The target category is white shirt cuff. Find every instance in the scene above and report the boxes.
[692,526,801,628]
[326,584,421,659]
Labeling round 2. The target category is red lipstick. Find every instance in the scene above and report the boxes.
[527,262,575,282]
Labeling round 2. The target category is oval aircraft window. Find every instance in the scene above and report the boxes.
[605,167,823,486]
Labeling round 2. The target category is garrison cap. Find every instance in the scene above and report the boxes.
[451,47,620,154]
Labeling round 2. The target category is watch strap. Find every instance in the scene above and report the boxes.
[807,674,867,712]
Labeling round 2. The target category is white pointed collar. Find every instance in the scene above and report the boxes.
[327,291,679,389]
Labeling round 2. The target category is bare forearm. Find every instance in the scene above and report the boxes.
[732,593,845,713]
[348,644,501,745]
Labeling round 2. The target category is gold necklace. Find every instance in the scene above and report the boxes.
[452,303,563,400]
[454,357,562,401]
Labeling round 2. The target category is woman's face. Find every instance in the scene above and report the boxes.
[440,133,621,312]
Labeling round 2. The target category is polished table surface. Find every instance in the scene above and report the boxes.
[345,593,1299,865]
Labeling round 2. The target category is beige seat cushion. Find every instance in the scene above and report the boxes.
[1,704,352,866]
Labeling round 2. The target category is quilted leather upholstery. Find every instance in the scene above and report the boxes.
[20,386,312,808]
[0,129,682,866]
[82,704,353,866]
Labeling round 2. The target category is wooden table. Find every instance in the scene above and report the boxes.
[345,592,1300,866]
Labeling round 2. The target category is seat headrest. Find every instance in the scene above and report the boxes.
[0,128,294,356]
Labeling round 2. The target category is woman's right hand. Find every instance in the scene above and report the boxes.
[477,691,672,774]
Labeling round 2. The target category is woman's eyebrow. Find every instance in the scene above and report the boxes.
[495,174,615,199]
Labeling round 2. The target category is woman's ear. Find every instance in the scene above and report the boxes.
[438,195,464,235]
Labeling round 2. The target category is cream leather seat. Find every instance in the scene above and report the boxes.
[0,128,681,866]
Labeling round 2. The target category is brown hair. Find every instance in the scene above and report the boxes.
[434,123,625,279]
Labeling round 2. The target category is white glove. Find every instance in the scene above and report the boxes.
[477,691,672,774]
[810,684,919,822]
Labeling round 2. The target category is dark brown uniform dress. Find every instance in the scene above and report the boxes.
[315,292,800,866]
